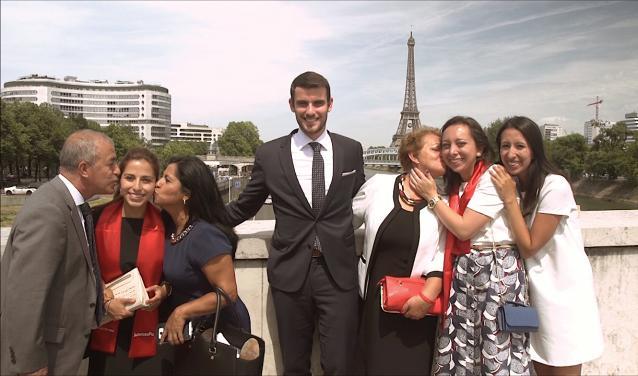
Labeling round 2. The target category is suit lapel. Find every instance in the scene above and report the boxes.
[323,131,342,209]
[280,132,314,215]
[52,177,94,275]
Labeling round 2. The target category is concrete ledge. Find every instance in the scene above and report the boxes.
[235,210,638,258]
[232,210,638,375]
[2,210,637,375]
[579,210,638,247]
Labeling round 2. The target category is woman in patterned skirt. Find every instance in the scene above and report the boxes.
[410,116,531,375]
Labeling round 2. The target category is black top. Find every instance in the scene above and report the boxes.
[366,208,414,295]
[358,181,438,375]
[119,218,143,273]
[116,217,144,352]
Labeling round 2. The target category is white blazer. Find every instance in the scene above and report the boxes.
[352,174,445,299]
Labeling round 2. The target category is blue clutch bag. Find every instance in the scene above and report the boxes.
[496,302,539,332]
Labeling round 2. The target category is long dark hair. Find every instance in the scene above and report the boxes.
[496,116,563,216]
[441,115,493,194]
[167,156,238,255]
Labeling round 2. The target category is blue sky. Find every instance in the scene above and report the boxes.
[2,1,637,147]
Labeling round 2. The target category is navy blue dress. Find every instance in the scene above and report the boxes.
[163,217,250,331]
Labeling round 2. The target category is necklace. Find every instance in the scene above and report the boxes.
[170,223,194,244]
[398,174,424,206]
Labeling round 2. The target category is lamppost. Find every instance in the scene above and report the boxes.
[227,176,233,203]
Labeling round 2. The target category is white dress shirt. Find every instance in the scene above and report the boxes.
[58,174,89,239]
[290,129,333,208]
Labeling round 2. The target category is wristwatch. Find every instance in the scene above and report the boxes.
[161,281,172,297]
[427,195,442,210]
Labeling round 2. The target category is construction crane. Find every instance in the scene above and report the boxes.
[587,96,603,122]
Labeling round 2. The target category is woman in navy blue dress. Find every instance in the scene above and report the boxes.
[154,156,250,346]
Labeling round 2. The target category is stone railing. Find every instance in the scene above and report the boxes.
[1,210,636,374]
[233,210,638,375]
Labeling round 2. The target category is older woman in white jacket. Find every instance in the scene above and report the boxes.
[352,128,446,375]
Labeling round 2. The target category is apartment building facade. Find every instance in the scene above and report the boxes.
[1,74,172,145]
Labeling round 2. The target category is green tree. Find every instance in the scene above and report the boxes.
[103,124,144,159]
[31,104,69,180]
[547,134,587,180]
[68,113,101,131]
[154,141,204,167]
[484,118,509,162]
[623,140,638,184]
[0,101,29,180]
[218,121,263,156]
[188,141,209,156]
[586,122,637,182]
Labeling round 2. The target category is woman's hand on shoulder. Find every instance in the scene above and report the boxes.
[489,165,517,205]
[408,168,437,201]
[401,296,430,320]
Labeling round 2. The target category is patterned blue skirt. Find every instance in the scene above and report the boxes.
[433,246,531,376]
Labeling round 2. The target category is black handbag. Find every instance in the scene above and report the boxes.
[496,302,539,333]
[173,287,266,375]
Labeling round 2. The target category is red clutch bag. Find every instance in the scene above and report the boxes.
[378,276,443,316]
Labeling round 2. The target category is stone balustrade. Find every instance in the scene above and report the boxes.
[1,210,636,374]
[232,210,638,375]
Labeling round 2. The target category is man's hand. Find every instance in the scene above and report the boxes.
[25,366,48,375]
[105,298,135,321]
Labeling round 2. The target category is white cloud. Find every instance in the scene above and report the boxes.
[1,1,637,146]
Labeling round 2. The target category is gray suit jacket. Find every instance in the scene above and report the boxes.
[1,176,99,375]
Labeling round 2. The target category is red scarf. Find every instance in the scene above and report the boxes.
[441,160,489,318]
[89,200,165,358]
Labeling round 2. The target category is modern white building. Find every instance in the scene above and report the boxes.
[622,112,637,142]
[171,122,224,154]
[540,123,566,141]
[584,119,613,145]
[1,74,171,145]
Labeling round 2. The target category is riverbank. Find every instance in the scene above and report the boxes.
[572,178,638,205]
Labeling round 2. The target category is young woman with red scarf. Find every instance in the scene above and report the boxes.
[88,148,170,375]
[409,116,531,375]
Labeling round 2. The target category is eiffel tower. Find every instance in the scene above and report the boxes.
[391,32,422,147]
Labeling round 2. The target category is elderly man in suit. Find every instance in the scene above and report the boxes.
[1,129,120,375]
[226,71,365,375]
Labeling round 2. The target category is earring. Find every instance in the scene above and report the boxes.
[477,153,482,157]
[183,197,187,205]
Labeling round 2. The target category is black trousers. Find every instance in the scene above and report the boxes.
[271,257,359,376]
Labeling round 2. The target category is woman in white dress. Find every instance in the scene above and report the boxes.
[489,116,604,376]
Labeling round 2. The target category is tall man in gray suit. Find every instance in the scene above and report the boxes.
[226,72,365,375]
[1,129,120,375]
